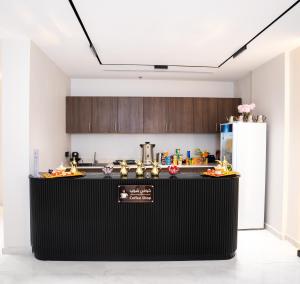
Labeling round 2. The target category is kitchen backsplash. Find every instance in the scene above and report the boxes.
[71,134,220,163]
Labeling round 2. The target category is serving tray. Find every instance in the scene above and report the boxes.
[41,171,86,179]
[201,171,239,178]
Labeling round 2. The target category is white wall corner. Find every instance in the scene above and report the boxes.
[281,51,290,238]
[233,72,252,103]
[265,223,286,240]
[1,38,31,251]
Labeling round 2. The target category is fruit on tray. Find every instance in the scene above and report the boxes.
[203,168,239,177]
[44,161,85,178]
[215,156,233,173]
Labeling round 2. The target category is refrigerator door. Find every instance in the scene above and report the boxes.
[220,124,233,164]
[232,123,266,229]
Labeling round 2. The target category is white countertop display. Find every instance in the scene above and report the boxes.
[76,164,216,170]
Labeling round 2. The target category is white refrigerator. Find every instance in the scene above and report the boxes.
[220,123,267,230]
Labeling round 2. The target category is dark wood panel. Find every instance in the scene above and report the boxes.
[143,97,169,133]
[167,98,194,133]
[118,97,143,133]
[66,96,242,134]
[217,98,242,125]
[194,98,218,133]
[91,97,118,133]
[66,97,92,133]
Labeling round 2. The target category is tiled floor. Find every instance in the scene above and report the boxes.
[0,207,299,284]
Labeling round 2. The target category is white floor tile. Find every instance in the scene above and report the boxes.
[0,208,299,284]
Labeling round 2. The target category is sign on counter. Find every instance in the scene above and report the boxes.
[118,185,154,203]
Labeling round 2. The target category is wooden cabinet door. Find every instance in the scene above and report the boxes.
[194,98,218,133]
[66,97,92,133]
[143,97,169,133]
[217,98,241,125]
[118,97,143,133]
[91,97,118,133]
[167,98,194,133]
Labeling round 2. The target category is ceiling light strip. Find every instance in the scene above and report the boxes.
[68,0,102,64]
[68,0,300,69]
[103,69,213,74]
[218,0,300,67]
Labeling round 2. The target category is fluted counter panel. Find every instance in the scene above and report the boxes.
[30,173,239,260]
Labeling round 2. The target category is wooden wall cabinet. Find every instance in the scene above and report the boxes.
[217,98,241,125]
[118,97,143,133]
[194,97,242,133]
[143,97,169,133]
[167,98,194,133]
[194,98,218,133]
[66,96,241,134]
[91,97,118,133]
[66,97,92,133]
[143,97,194,133]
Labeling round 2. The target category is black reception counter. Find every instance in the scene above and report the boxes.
[30,173,239,260]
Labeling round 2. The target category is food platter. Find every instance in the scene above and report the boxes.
[201,169,239,178]
[41,171,86,179]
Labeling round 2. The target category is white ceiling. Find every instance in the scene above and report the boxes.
[0,0,300,80]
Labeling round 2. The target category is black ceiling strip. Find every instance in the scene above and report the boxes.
[232,45,247,58]
[245,0,300,48]
[68,0,102,64]
[218,0,300,67]
[69,0,300,69]
[67,0,218,68]
[102,63,218,68]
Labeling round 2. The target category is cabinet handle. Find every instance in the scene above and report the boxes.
[89,122,91,132]
[216,123,217,132]
[115,122,117,132]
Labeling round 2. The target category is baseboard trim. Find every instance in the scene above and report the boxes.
[2,247,32,255]
[285,235,300,249]
[265,223,300,249]
[265,223,285,239]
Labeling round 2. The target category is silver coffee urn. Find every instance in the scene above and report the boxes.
[140,142,155,165]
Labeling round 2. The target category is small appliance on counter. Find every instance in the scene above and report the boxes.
[207,154,216,163]
[113,160,135,165]
[70,152,81,164]
[140,142,155,165]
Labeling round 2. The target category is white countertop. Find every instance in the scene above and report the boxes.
[76,164,217,170]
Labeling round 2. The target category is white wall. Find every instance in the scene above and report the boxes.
[30,43,70,172]
[72,134,219,163]
[234,73,252,104]
[235,49,300,247]
[71,79,234,98]
[0,78,2,206]
[0,45,3,206]
[251,54,286,235]
[1,39,31,252]
[286,47,300,246]
[0,39,70,253]
[71,79,234,161]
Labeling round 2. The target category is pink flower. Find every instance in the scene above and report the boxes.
[250,103,256,110]
[238,105,243,113]
[238,103,255,114]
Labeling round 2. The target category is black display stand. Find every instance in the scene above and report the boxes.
[30,173,239,261]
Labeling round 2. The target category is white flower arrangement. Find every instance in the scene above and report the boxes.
[238,103,256,114]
